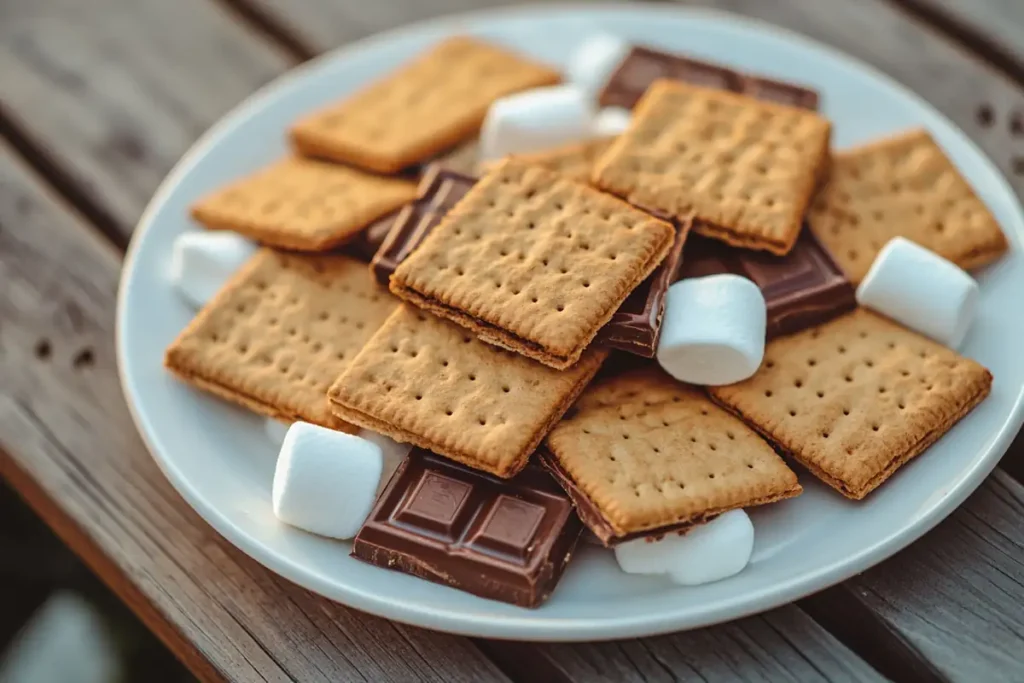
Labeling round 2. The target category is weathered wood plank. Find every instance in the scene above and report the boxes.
[239,0,528,50]
[0,139,511,683]
[0,0,292,243]
[480,605,884,683]
[898,0,1024,79]
[802,470,1024,682]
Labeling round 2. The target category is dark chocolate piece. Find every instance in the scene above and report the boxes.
[598,46,819,111]
[352,449,582,607]
[370,165,476,286]
[592,217,691,357]
[344,210,401,262]
[678,228,857,339]
[538,449,711,546]
[371,170,687,356]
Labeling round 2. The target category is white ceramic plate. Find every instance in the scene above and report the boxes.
[117,3,1024,640]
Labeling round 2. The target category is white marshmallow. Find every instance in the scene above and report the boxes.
[171,231,258,308]
[856,237,979,348]
[614,510,755,586]
[566,33,632,99]
[264,418,290,448]
[593,107,632,137]
[272,422,383,540]
[656,275,767,386]
[479,85,595,161]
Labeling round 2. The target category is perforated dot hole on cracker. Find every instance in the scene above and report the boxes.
[593,79,831,256]
[543,368,801,544]
[710,308,992,500]
[164,249,398,428]
[190,157,416,252]
[327,305,608,478]
[290,36,562,174]
[807,128,1008,283]
[390,160,676,369]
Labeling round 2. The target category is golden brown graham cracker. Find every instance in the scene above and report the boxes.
[710,309,993,500]
[327,305,607,478]
[544,368,801,544]
[593,80,831,255]
[165,250,398,428]
[290,37,561,174]
[807,128,1008,283]
[390,160,676,369]
[190,157,416,251]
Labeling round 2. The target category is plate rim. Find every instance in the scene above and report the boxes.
[116,1,1024,640]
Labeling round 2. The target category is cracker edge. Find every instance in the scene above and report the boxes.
[325,348,607,478]
[389,217,676,369]
[709,369,993,499]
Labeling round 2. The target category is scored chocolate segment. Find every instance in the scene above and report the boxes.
[370,165,476,286]
[351,449,582,608]
[678,228,857,339]
[371,166,688,357]
[598,46,819,111]
[592,217,691,357]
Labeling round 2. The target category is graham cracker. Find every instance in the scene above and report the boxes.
[190,157,416,251]
[327,305,608,478]
[807,128,1008,283]
[290,37,561,174]
[593,80,831,255]
[710,309,993,500]
[165,249,398,428]
[543,368,801,544]
[505,138,616,183]
[390,160,676,369]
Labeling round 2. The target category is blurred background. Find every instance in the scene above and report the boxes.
[0,481,192,683]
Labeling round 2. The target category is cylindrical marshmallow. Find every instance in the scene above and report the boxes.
[856,237,979,348]
[593,107,632,137]
[479,85,595,162]
[171,231,258,308]
[566,33,632,100]
[357,429,412,498]
[656,275,767,386]
[264,418,290,448]
[272,422,383,540]
[614,510,755,586]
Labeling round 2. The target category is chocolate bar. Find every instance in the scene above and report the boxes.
[599,46,819,111]
[345,210,401,262]
[678,228,856,339]
[592,217,691,357]
[351,449,582,608]
[370,165,476,286]
[371,167,689,356]
[538,448,707,546]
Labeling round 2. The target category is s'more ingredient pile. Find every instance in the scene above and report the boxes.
[162,34,1006,608]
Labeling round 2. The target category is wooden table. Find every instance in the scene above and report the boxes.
[3,1,1024,681]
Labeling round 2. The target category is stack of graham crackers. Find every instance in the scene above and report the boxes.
[164,36,1006,607]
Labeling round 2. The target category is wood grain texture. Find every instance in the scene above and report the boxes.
[898,0,1024,78]
[480,605,884,683]
[0,140,511,683]
[0,0,292,243]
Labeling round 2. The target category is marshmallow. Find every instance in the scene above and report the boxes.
[272,422,383,540]
[479,85,595,161]
[593,107,632,137]
[264,418,290,448]
[358,429,411,498]
[856,237,979,348]
[171,231,259,308]
[656,275,767,386]
[566,33,632,99]
[614,510,755,586]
